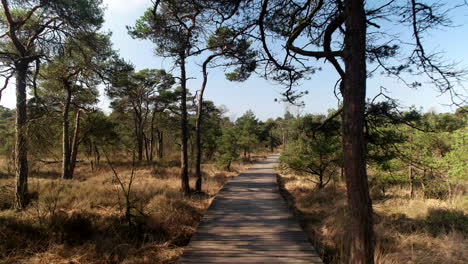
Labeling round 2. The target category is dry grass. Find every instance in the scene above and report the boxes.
[0,155,253,264]
[277,173,468,264]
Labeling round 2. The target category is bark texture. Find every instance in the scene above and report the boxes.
[69,110,81,178]
[14,62,29,210]
[62,87,72,179]
[195,55,215,192]
[180,55,190,195]
[157,129,164,159]
[342,0,375,262]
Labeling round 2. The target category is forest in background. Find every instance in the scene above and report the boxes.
[1,0,467,263]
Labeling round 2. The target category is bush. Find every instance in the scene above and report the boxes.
[423,179,450,199]
[425,208,468,235]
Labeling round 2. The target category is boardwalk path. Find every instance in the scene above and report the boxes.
[179,154,322,263]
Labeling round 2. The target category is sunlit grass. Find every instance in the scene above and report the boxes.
[278,172,468,264]
[0,155,254,264]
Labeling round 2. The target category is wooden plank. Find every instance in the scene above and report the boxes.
[178,154,322,264]
[185,243,316,251]
[182,251,320,258]
[180,256,322,264]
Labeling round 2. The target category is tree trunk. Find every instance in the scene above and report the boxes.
[94,145,100,166]
[447,177,452,200]
[342,0,375,262]
[137,129,144,162]
[144,136,149,162]
[194,107,203,192]
[408,164,415,199]
[62,87,72,179]
[14,61,29,210]
[157,129,164,159]
[86,140,94,171]
[409,135,415,199]
[148,110,157,162]
[195,57,214,192]
[69,110,81,179]
[133,108,144,162]
[180,54,190,195]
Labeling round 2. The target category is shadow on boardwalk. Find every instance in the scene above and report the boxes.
[179,155,322,264]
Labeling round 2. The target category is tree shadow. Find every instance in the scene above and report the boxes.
[377,208,467,236]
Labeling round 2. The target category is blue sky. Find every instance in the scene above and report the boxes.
[1,0,467,120]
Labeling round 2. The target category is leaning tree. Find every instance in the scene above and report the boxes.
[194,25,257,192]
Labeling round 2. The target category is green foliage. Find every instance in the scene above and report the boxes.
[365,103,467,198]
[199,101,223,160]
[441,127,468,183]
[107,66,178,160]
[258,118,281,151]
[236,110,260,158]
[424,208,468,236]
[128,0,203,57]
[108,67,176,107]
[0,0,105,60]
[216,124,240,171]
[82,111,119,147]
[0,106,14,156]
[280,114,341,188]
[207,27,258,82]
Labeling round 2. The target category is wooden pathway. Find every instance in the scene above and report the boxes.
[179,154,322,263]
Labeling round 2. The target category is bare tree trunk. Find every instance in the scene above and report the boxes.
[194,102,204,191]
[342,0,374,262]
[157,129,164,159]
[86,139,94,171]
[62,87,72,179]
[14,61,29,210]
[195,55,215,192]
[133,108,144,162]
[137,127,144,162]
[148,110,157,162]
[408,164,415,199]
[144,135,150,163]
[69,110,81,178]
[94,145,100,166]
[409,135,415,199]
[180,54,190,195]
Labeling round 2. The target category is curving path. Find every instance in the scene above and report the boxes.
[179,154,322,263]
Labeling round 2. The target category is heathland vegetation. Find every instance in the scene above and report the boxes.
[278,106,467,263]
[1,0,467,263]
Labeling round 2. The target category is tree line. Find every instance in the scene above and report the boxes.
[280,104,467,198]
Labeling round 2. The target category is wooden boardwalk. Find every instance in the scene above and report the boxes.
[179,155,322,263]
